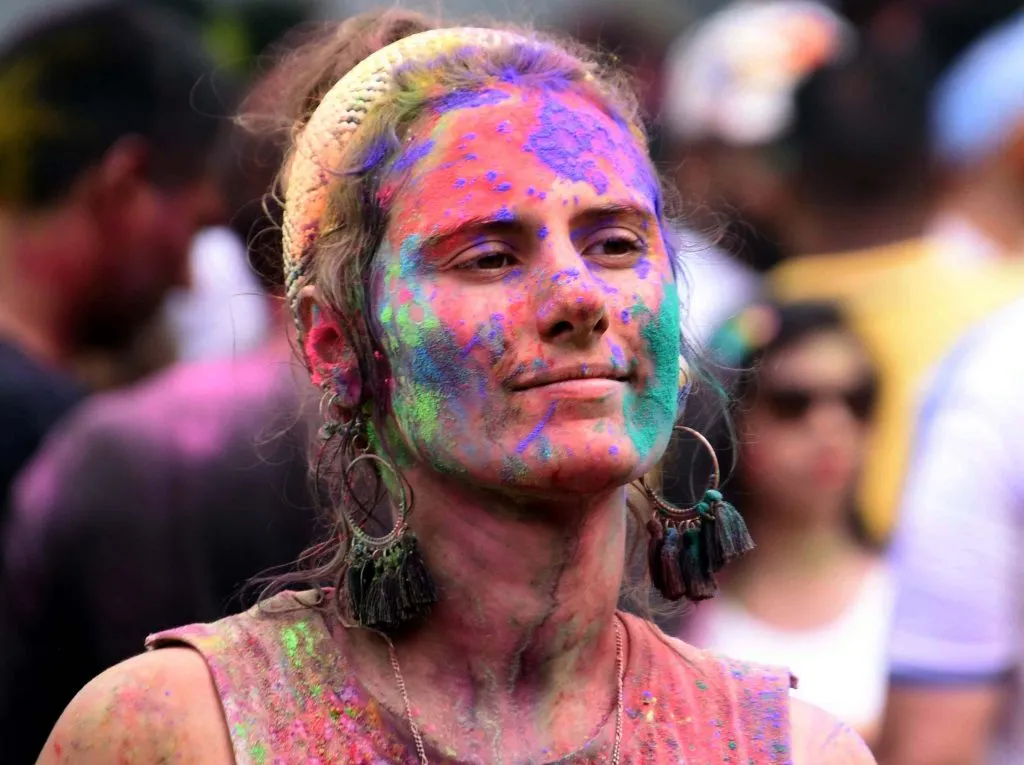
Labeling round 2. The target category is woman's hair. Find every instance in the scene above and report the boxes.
[712,300,862,400]
[251,10,691,612]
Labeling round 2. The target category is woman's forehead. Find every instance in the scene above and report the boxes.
[381,83,659,241]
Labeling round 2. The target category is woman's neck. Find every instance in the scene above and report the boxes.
[344,467,627,758]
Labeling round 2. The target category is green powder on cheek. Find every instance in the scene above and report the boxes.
[623,286,681,459]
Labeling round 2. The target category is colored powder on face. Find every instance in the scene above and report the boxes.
[609,444,619,455]
[623,287,681,459]
[516,402,556,454]
[391,138,436,174]
[453,178,467,189]
[620,308,631,324]
[537,225,549,240]
[523,93,611,195]
[500,454,529,484]
[552,268,580,286]
[398,234,424,280]
[433,87,511,113]
[485,170,498,182]
[495,206,514,222]
[495,182,512,192]
[497,120,512,133]
[635,257,652,279]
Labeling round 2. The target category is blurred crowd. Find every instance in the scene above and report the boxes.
[1,0,1023,762]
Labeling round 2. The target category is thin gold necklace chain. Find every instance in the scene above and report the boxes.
[388,620,625,765]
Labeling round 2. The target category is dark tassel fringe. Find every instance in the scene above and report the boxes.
[703,489,756,564]
[659,527,686,601]
[680,528,717,601]
[346,533,438,632]
[646,519,666,594]
[647,488,754,603]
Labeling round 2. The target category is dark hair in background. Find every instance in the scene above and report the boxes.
[788,40,932,210]
[0,0,230,210]
[663,300,878,549]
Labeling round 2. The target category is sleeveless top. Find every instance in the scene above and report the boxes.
[147,591,795,764]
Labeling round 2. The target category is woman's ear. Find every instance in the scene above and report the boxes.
[297,285,362,411]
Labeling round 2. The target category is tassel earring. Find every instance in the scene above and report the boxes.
[639,426,754,602]
[340,449,438,633]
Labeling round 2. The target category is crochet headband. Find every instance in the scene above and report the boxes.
[280,27,529,312]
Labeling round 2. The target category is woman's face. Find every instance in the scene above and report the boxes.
[738,330,875,518]
[371,82,680,496]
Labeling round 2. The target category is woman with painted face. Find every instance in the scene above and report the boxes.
[39,12,874,765]
[680,301,891,746]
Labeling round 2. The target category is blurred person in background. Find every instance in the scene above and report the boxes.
[680,301,892,746]
[769,37,1024,543]
[661,0,855,275]
[878,296,1024,765]
[163,0,318,363]
[0,60,319,762]
[0,0,226,508]
[927,12,1024,266]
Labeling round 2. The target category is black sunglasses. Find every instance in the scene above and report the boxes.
[759,380,878,423]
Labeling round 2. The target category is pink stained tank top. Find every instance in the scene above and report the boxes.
[147,591,794,764]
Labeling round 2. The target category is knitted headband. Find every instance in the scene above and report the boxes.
[280,27,530,313]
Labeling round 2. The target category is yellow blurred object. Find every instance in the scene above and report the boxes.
[770,240,1024,542]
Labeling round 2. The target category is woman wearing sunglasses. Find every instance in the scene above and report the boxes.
[680,301,893,748]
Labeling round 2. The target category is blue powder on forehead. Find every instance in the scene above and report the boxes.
[453,178,466,189]
[485,171,498,182]
[495,206,514,222]
[392,138,436,174]
[433,87,511,114]
[497,120,512,134]
[524,94,612,195]
[495,182,512,192]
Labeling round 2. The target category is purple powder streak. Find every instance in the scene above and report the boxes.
[635,257,651,279]
[433,87,511,114]
[517,402,557,454]
[392,139,436,173]
[460,336,479,359]
[537,225,549,240]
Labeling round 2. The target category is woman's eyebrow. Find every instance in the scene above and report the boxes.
[570,202,657,234]
[419,213,528,251]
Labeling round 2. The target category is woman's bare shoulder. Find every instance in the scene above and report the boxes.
[790,698,877,765]
[36,648,233,765]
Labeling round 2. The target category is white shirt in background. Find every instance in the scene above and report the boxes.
[888,297,1024,765]
[165,227,271,362]
[689,563,895,735]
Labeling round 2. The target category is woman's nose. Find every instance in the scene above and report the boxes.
[535,258,609,349]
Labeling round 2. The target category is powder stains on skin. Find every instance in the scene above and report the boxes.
[622,285,681,460]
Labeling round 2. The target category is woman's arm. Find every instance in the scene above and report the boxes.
[36,648,233,765]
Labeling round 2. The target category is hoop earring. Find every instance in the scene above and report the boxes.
[318,387,346,441]
[341,450,438,632]
[637,426,754,602]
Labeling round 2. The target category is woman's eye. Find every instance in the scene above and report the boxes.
[458,251,516,270]
[583,233,645,258]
